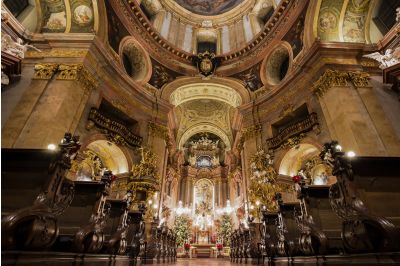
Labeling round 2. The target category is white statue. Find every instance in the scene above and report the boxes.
[1,34,41,59]
[363,47,400,69]
[396,7,400,22]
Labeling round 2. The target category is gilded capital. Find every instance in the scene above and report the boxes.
[312,69,371,97]
[33,63,59,79]
[237,124,262,150]
[311,69,348,97]
[148,122,171,148]
[57,64,83,80]
[77,67,98,92]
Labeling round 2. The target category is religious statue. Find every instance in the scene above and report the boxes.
[363,48,400,69]
[1,34,41,59]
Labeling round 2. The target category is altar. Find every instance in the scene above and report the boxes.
[191,244,215,258]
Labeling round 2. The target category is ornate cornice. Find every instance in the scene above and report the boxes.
[311,70,370,97]
[26,49,88,58]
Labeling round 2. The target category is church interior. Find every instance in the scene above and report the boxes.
[1,0,400,265]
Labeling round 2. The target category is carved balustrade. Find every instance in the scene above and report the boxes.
[88,107,142,147]
[266,112,319,150]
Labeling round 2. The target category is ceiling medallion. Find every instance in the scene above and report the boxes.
[193,51,219,77]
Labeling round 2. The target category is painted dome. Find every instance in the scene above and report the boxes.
[174,0,243,16]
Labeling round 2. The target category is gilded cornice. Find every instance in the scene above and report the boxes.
[311,69,370,97]
[25,49,88,58]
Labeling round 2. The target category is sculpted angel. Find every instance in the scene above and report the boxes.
[363,47,400,69]
[1,34,41,59]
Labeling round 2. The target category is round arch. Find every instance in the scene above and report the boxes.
[85,140,129,174]
[161,76,251,107]
[178,123,232,151]
[278,143,320,177]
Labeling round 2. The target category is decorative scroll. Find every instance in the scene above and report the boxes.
[322,141,400,252]
[265,112,319,150]
[2,133,80,250]
[73,170,113,253]
[87,107,142,147]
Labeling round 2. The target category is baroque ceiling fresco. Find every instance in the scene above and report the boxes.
[175,99,234,148]
[174,0,243,16]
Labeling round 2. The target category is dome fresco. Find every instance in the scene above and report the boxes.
[174,0,243,16]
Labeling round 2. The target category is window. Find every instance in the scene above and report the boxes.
[4,0,29,18]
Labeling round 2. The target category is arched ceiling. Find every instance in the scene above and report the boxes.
[169,82,243,108]
[175,99,234,150]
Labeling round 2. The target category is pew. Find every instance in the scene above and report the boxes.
[2,134,80,251]
[321,142,400,253]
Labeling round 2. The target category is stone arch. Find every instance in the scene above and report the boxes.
[278,143,320,177]
[161,76,251,106]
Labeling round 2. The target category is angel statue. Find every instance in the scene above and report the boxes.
[363,47,400,69]
[1,34,41,59]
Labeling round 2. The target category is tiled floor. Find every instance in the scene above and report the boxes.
[153,258,237,266]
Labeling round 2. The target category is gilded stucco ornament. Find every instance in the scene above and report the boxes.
[148,122,171,149]
[193,51,219,77]
[131,147,159,180]
[25,49,88,58]
[57,64,83,80]
[237,124,262,151]
[248,149,293,212]
[312,69,370,97]
[33,63,59,79]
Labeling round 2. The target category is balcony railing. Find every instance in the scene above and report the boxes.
[266,113,319,149]
[88,108,142,147]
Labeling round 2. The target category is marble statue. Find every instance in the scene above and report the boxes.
[1,34,41,59]
[363,47,400,69]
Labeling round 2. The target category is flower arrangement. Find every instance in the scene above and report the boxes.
[216,243,223,250]
[184,243,191,251]
[292,175,302,183]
